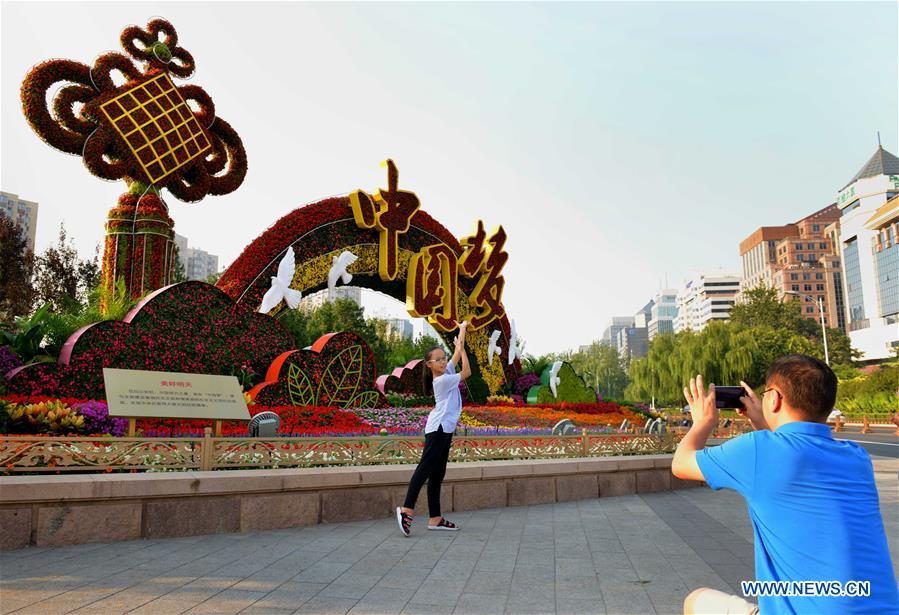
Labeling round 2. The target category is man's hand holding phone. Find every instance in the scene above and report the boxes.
[738,381,770,431]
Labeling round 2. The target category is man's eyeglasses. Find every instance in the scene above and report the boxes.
[763,387,781,399]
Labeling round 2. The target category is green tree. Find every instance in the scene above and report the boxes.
[521,353,555,377]
[0,216,35,321]
[567,341,629,399]
[32,223,98,312]
[730,286,800,330]
[277,299,389,373]
[171,245,188,283]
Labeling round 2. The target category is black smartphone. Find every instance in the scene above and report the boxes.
[715,386,746,409]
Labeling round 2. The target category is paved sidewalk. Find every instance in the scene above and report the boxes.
[1,457,896,615]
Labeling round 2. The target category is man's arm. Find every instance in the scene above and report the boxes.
[671,375,719,481]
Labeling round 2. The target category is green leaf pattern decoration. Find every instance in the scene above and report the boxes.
[287,363,316,406]
[317,345,364,407]
[252,332,387,409]
[348,390,382,409]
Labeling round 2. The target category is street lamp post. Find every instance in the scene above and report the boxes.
[784,291,830,365]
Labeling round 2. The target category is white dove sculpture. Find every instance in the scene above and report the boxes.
[549,361,563,399]
[258,247,302,313]
[486,330,502,365]
[328,250,358,300]
[507,319,521,365]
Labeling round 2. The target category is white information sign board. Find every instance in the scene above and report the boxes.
[103,368,251,435]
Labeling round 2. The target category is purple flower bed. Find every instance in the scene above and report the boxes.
[347,406,431,430]
[513,373,540,397]
[0,345,22,378]
[71,400,128,437]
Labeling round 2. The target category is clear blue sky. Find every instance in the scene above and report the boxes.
[2,1,896,355]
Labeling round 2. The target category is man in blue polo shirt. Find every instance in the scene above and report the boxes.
[672,354,898,614]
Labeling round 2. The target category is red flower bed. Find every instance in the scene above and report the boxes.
[138,405,376,437]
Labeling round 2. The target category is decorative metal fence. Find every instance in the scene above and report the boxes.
[0,432,682,474]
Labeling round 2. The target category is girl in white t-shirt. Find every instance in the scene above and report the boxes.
[396,321,471,536]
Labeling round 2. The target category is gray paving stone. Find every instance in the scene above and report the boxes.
[463,570,513,593]
[239,581,326,611]
[319,573,382,599]
[293,595,358,614]
[1,457,894,615]
[401,603,455,615]
[555,596,606,615]
[184,589,267,614]
[454,591,508,615]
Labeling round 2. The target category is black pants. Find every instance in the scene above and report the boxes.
[403,426,454,518]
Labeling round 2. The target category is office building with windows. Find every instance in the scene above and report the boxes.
[865,195,899,356]
[836,145,899,361]
[648,289,678,340]
[386,318,414,341]
[617,301,654,360]
[739,205,844,329]
[0,191,39,252]
[674,272,740,332]
[300,286,363,311]
[601,316,634,351]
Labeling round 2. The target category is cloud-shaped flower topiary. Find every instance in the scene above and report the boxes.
[5,282,295,399]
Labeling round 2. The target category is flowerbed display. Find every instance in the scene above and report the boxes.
[527,362,597,404]
[214,190,521,401]
[249,332,387,409]
[4,282,295,399]
[139,405,376,437]
[346,406,430,433]
[459,404,646,431]
[2,398,127,436]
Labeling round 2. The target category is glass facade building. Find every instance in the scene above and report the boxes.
[875,230,898,322]
[843,239,866,328]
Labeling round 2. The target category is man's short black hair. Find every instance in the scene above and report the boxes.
[766,354,837,421]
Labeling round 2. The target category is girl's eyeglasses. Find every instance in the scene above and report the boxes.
[430,356,448,363]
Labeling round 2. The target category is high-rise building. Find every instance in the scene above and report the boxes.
[739,226,796,292]
[617,300,654,360]
[174,233,188,264]
[0,191,39,252]
[300,286,363,311]
[173,233,219,281]
[601,317,634,351]
[864,195,899,356]
[386,318,413,341]
[648,289,678,340]
[674,272,740,332]
[836,145,899,361]
[738,205,844,330]
[185,247,218,281]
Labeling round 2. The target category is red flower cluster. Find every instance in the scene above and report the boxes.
[138,405,376,437]
[5,282,294,399]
